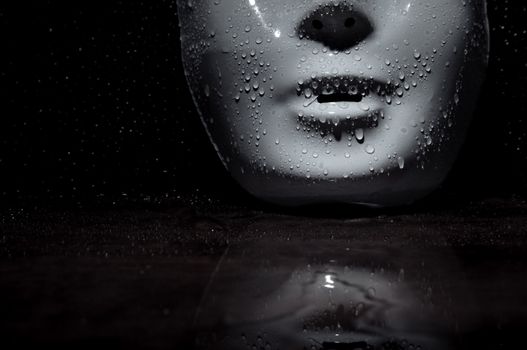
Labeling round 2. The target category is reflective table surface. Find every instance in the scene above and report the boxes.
[1,197,526,349]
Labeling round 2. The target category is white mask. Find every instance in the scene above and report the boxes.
[177,0,489,206]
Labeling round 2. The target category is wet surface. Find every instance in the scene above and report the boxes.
[1,197,527,349]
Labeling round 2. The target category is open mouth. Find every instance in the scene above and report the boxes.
[317,92,364,104]
[297,76,393,99]
[295,76,393,141]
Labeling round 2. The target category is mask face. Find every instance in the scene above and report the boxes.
[177,0,489,206]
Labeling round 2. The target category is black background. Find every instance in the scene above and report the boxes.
[1,0,526,210]
[1,2,527,349]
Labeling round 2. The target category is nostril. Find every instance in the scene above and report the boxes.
[344,17,355,28]
[297,4,373,51]
[312,19,323,30]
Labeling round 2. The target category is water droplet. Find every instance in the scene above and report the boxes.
[397,156,405,169]
[355,129,364,142]
[359,103,370,111]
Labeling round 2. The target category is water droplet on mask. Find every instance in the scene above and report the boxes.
[397,156,405,169]
[355,129,364,142]
[359,103,370,111]
[365,144,375,154]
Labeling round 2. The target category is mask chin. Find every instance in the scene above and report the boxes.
[177,0,490,206]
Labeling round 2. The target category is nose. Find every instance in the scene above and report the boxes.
[297,3,373,51]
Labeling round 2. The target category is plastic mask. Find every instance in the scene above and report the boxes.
[177,0,489,206]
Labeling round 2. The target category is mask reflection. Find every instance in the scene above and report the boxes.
[193,241,468,350]
[177,0,489,206]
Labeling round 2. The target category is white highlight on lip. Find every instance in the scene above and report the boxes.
[247,0,282,38]
[324,274,335,289]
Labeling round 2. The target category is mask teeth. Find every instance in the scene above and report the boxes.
[298,76,394,99]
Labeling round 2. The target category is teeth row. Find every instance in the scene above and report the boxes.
[297,77,392,98]
[297,110,381,126]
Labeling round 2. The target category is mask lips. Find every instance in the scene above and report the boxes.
[297,75,396,100]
